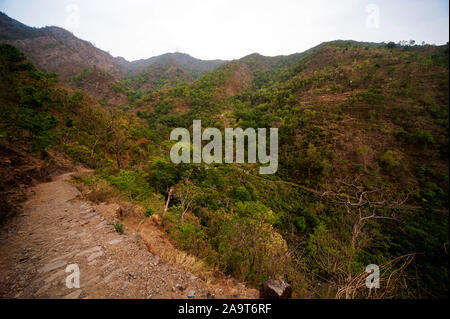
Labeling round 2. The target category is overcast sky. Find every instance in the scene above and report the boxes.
[0,0,448,61]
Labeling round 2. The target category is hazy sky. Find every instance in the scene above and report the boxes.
[0,0,448,61]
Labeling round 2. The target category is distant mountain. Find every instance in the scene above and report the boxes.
[0,12,124,80]
[0,11,40,40]
[0,12,226,80]
[0,12,229,103]
[0,13,396,105]
[123,52,226,74]
[1,9,448,299]
[119,52,227,92]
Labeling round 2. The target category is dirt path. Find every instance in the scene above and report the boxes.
[0,171,254,299]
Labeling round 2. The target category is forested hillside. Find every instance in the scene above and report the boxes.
[0,11,448,299]
[120,40,450,298]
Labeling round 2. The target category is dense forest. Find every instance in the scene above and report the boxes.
[1,37,448,298]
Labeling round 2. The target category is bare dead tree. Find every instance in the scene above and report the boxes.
[321,177,409,250]
[163,186,173,218]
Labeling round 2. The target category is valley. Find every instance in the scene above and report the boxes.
[0,11,448,299]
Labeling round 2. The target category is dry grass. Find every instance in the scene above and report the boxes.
[159,249,213,280]
[335,253,417,299]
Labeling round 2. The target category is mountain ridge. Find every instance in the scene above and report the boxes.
[0,10,448,299]
[0,12,228,78]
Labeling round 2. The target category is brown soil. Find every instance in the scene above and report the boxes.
[0,143,74,223]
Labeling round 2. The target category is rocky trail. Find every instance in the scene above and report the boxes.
[0,171,256,299]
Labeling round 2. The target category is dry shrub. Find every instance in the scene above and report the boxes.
[117,201,142,219]
[336,253,417,299]
[84,179,115,203]
[160,249,212,280]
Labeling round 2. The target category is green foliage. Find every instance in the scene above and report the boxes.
[65,116,74,128]
[288,143,332,183]
[144,207,155,217]
[171,223,209,255]
[147,157,190,193]
[0,44,34,73]
[383,208,449,298]
[31,130,59,156]
[1,42,448,298]
[15,107,58,134]
[69,69,92,87]
[0,44,26,64]
[13,107,59,155]
[380,150,402,171]
[230,186,253,202]
[305,224,361,280]
[415,166,449,208]
[108,169,152,200]
[70,91,84,106]
[114,222,125,235]
[64,143,93,166]
[154,98,173,115]
[19,86,51,108]
[212,202,285,283]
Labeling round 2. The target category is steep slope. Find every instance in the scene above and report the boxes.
[0,11,40,40]
[0,43,140,193]
[0,12,129,106]
[68,68,128,106]
[128,41,448,298]
[0,12,228,105]
[0,12,123,79]
[1,12,448,298]
[0,44,260,299]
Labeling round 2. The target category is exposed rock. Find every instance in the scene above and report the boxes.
[259,279,292,299]
[113,204,123,219]
[187,290,196,298]
[107,238,123,245]
[176,283,186,291]
[37,260,67,274]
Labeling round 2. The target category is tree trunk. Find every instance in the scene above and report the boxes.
[163,187,173,218]
[351,209,364,249]
[180,210,185,225]
[351,221,361,250]
[91,138,99,159]
[115,150,121,170]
